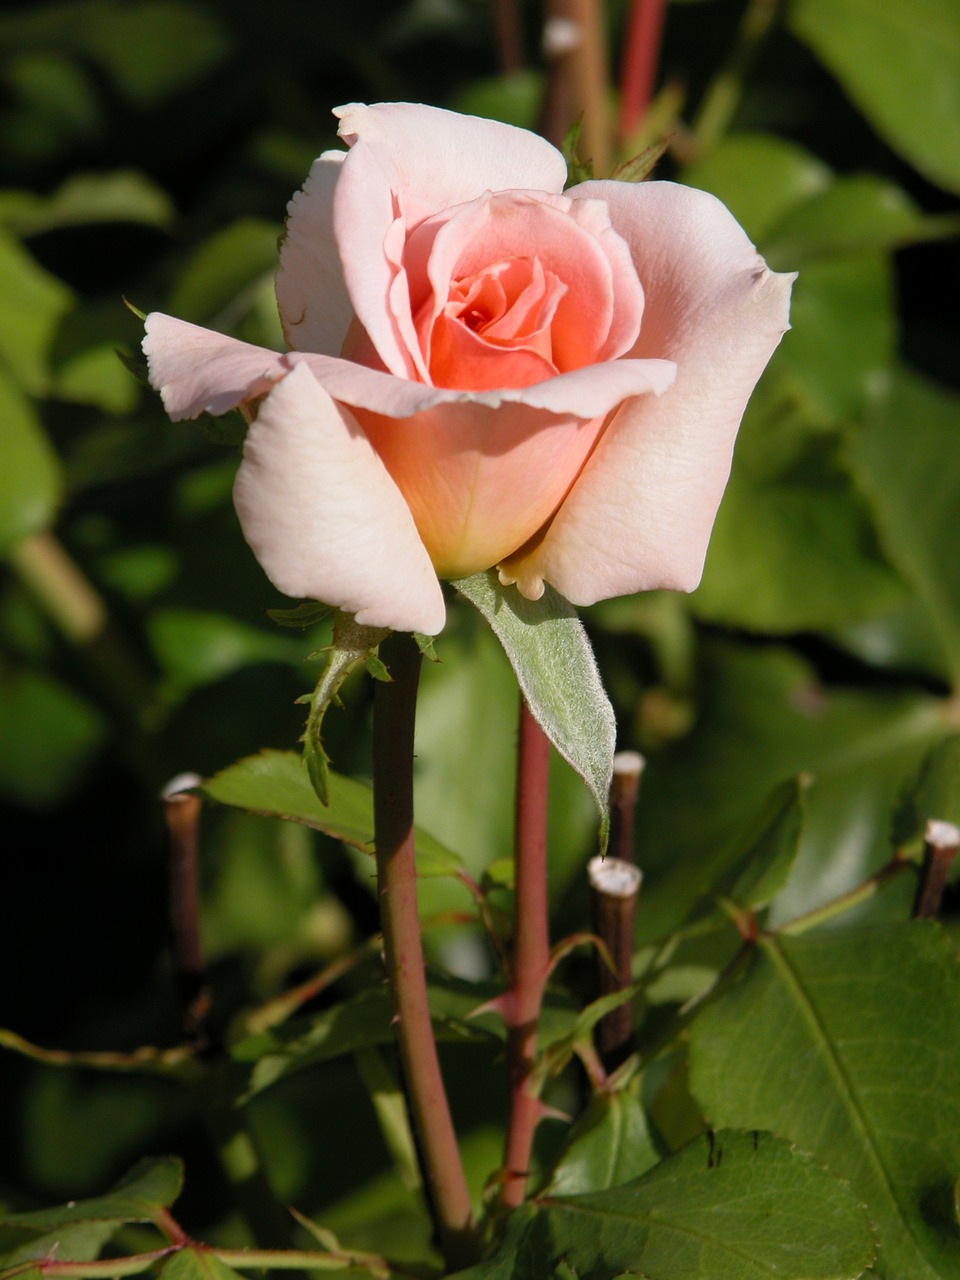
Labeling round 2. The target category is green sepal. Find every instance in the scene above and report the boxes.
[561,116,594,186]
[413,632,440,662]
[266,601,334,629]
[298,613,390,805]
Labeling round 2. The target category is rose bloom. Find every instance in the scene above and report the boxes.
[144,103,793,636]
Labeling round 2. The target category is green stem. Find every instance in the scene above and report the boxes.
[373,633,479,1270]
[499,698,551,1209]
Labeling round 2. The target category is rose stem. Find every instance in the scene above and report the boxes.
[608,750,645,864]
[540,0,612,175]
[913,819,960,920]
[373,632,479,1269]
[494,0,524,73]
[690,0,780,157]
[162,774,212,1047]
[500,698,551,1210]
[161,778,293,1247]
[618,0,667,142]
[589,855,642,1067]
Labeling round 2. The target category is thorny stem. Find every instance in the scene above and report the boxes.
[373,633,478,1270]
[539,0,612,174]
[608,751,644,863]
[589,856,642,1066]
[500,698,551,1210]
[913,819,960,919]
[493,0,524,72]
[162,774,211,1046]
[618,0,667,141]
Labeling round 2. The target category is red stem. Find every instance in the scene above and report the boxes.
[500,698,551,1209]
[373,633,479,1269]
[618,0,667,141]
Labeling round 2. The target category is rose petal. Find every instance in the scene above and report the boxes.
[143,311,675,423]
[334,102,568,214]
[500,181,795,603]
[275,150,355,357]
[406,193,637,377]
[233,363,445,634]
[143,313,289,420]
[330,103,568,381]
[354,399,610,579]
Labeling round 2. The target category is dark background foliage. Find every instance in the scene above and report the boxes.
[2,0,960,1266]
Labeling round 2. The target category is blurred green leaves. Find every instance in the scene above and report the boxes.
[788,0,960,194]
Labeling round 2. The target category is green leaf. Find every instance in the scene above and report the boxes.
[296,614,388,806]
[634,642,946,937]
[159,1251,244,1280]
[542,1078,660,1196]
[78,0,232,106]
[0,659,105,807]
[706,776,807,914]
[892,734,960,852]
[0,1222,119,1270]
[168,219,280,325]
[0,1157,183,1233]
[454,572,615,852]
[458,1131,875,1279]
[788,0,960,194]
[147,608,311,704]
[0,171,175,237]
[694,386,904,631]
[683,133,832,241]
[201,749,464,879]
[763,175,960,269]
[847,369,960,683]
[778,255,895,422]
[267,602,334,629]
[0,230,73,395]
[689,924,960,1279]
[0,372,61,553]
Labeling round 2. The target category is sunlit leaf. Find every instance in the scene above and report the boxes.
[458,1131,875,1279]
[847,369,960,683]
[202,749,464,879]
[689,924,960,1279]
[789,0,960,194]
[454,572,615,852]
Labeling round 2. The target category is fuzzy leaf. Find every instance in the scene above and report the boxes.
[454,572,615,851]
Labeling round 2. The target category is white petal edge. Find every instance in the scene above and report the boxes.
[143,312,676,424]
[334,102,569,211]
[232,363,445,635]
[275,150,356,357]
[503,181,795,604]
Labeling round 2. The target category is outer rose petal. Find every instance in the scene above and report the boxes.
[500,182,795,603]
[233,364,445,635]
[143,313,288,419]
[334,103,568,215]
[143,312,675,422]
[276,151,355,357]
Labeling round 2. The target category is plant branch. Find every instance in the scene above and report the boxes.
[539,0,612,174]
[618,0,667,142]
[373,633,478,1270]
[499,698,551,1210]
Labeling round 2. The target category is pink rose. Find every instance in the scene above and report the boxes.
[144,102,793,636]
